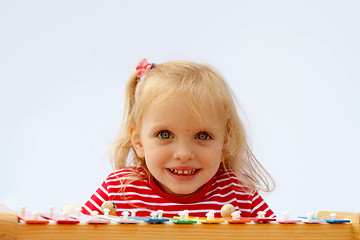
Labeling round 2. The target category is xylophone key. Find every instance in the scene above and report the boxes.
[41,206,79,224]
[17,206,49,224]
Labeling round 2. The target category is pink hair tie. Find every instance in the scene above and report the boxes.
[136,58,156,78]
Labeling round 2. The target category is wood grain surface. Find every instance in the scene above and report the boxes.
[1,204,358,240]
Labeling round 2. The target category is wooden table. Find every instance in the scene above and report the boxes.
[1,204,359,240]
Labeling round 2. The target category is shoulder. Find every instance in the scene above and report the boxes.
[213,167,252,193]
[105,167,148,183]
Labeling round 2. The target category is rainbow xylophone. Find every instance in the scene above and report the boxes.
[0,204,359,240]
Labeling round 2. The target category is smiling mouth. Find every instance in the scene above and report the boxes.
[168,169,199,175]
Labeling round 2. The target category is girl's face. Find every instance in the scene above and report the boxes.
[131,95,226,197]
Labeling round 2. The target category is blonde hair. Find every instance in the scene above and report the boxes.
[111,60,274,193]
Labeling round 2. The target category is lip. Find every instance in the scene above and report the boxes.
[166,167,201,181]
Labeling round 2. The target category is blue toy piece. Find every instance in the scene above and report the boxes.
[298,215,350,224]
[129,216,170,223]
[324,219,350,224]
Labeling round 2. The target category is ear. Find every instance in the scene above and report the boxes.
[130,128,145,158]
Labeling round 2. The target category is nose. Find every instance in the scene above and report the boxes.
[173,141,195,161]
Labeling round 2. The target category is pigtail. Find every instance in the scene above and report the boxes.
[111,71,139,170]
[124,71,139,119]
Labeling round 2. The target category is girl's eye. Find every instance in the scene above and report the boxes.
[196,132,211,140]
[157,131,171,139]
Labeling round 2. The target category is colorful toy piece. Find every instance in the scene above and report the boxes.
[198,210,225,224]
[171,211,197,224]
[324,213,350,224]
[69,210,110,224]
[252,211,276,223]
[225,210,251,224]
[41,206,80,224]
[299,212,350,224]
[98,210,143,224]
[17,206,49,224]
[277,211,302,224]
[299,212,326,224]
[129,210,170,223]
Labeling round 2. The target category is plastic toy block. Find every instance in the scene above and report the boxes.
[278,219,302,224]
[69,211,110,224]
[277,211,302,224]
[41,213,80,224]
[171,219,197,224]
[324,219,351,223]
[17,206,49,224]
[224,211,251,224]
[98,214,143,224]
[320,213,351,223]
[225,218,251,224]
[129,216,169,223]
[17,212,49,224]
[98,210,143,224]
[252,211,276,223]
[299,212,326,224]
[198,210,225,224]
[252,218,277,223]
[128,210,170,224]
[198,218,225,224]
[171,211,197,224]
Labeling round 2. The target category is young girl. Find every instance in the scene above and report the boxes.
[82,59,275,218]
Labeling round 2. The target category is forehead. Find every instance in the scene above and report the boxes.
[141,94,226,129]
[134,72,229,130]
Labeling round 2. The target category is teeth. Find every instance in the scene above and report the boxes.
[169,169,196,175]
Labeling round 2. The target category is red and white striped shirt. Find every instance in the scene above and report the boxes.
[82,167,275,218]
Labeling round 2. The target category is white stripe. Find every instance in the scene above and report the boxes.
[216,172,236,179]
[215,178,246,187]
[107,184,150,190]
[83,204,93,214]
[100,185,108,195]
[94,192,106,203]
[237,199,252,204]
[206,183,250,196]
[251,200,265,214]
[207,190,249,200]
[109,192,162,199]
[252,193,260,201]
[211,181,248,191]
[207,190,236,199]
[107,177,139,184]
[215,175,239,183]
[89,198,103,212]
[263,207,276,218]
[214,173,236,181]
[207,193,251,204]
[109,170,141,177]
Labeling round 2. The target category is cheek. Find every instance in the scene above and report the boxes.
[144,144,171,165]
[205,144,225,165]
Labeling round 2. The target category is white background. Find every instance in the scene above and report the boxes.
[1,1,359,218]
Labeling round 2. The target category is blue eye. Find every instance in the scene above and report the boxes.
[157,131,171,139]
[196,132,211,140]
